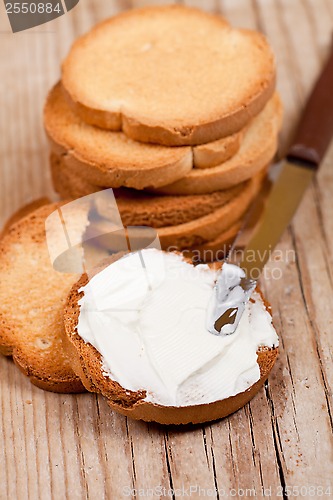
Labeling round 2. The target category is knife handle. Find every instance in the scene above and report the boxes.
[287,40,333,168]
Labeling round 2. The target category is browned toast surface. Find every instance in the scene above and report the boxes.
[45,84,193,190]
[61,5,276,146]
[151,94,283,194]
[0,204,85,392]
[51,151,253,226]
[46,86,280,193]
[44,83,247,192]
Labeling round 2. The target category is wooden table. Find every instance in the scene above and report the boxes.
[1,0,333,498]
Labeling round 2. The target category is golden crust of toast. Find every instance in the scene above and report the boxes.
[46,84,281,193]
[0,203,85,393]
[151,94,283,195]
[61,5,276,146]
[44,84,245,190]
[50,152,265,251]
[51,150,254,225]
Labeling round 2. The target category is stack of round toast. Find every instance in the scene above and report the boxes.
[44,5,283,261]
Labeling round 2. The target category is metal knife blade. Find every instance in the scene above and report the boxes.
[231,159,314,278]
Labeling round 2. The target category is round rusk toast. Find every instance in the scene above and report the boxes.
[50,155,247,261]
[49,154,264,262]
[151,94,283,195]
[47,86,281,193]
[61,5,276,146]
[63,254,279,425]
[50,152,265,251]
[44,84,244,191]
[0,203,85,392]
[50,149,261,225]
[94,171,264,250]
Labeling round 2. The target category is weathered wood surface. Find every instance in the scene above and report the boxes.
[0,0,332,498]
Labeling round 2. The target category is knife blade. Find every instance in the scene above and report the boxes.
[232,158,314,277]
[209,37,333,336]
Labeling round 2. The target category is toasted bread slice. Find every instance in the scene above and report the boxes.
[46,88,280,193]
[188,220,242,263]
[44,84,244,191]
[193,129,244,169]
[188,182,267,262]
[61,5,275,146]
[50,151,254,226]
[45,84,192,190]
[63,258,278,424]
[50,156,246,261]
[0,204,85,392]
[94,170,264,250]
[151,93,283,194]
[97,185,244,229]
[51,155,252,262]
[50,153,99,199]
[50,149,264,250]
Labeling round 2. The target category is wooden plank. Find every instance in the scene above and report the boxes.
[274,0,333,403]
[256,0,333,491]
[221,0,258,28]
[183,0,218,13]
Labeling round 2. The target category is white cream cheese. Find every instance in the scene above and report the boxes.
[207,263,256,336]
[77,249,278,407]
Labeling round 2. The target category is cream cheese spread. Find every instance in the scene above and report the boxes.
[77,249,278,407]
[207,263,256,336]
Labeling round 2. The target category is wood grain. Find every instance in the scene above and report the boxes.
[0,0,332,498]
